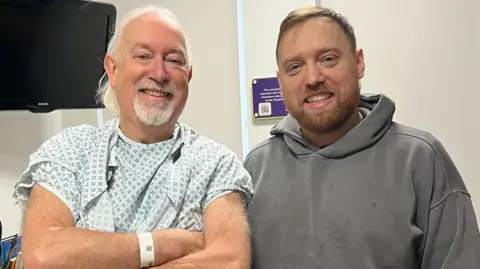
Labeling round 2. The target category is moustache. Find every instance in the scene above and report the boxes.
[136,79,176,95]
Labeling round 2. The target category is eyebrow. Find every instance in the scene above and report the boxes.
[127,43,153,56]
[165,47,186,58]
[282,47,342,68]
[129,42,186,57]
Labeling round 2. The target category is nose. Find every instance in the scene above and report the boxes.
[305,61,324,90]
[148,59,169,83]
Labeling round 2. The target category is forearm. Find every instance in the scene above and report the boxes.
[152,227,251,269]
[21,184,194,269]
[23,228,198,269]
[23,227,140,269]
[151,244,251,269]
[150,192,253,269]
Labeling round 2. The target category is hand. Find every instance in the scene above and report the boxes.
[152,229,205,264]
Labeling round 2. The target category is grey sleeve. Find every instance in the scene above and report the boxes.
[419,140,480,269]
[420,192,480,268]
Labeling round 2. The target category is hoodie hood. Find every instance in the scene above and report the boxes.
[270,93,395,159]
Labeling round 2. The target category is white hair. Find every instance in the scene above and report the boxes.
[97,5,192,116]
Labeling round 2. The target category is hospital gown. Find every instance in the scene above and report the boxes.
[13,118,253,233]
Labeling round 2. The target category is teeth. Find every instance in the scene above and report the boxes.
[307,94,332,103]
[143,90,168,97]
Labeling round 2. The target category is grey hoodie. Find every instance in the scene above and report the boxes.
[244,94,480,269]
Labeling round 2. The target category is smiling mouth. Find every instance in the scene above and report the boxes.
[305,92,334,104]
[140,89,172,98]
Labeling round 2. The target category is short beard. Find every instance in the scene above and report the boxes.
[291,82,360,133]
[134,96,174,126]
[134,80,176,126]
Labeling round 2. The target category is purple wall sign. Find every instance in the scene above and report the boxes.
[252,77,288,119]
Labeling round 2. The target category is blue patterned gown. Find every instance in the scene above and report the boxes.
[13,118,253,233]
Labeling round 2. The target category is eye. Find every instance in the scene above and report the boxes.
[320,55,339,65]
[134,53,152,60]
[165,54,187,69]
[166,58,184,65]
[286,63,302,74]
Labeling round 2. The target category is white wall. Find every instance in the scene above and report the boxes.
[0,0,242,237]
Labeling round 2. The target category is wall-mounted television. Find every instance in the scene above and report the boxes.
[0,0,116,113]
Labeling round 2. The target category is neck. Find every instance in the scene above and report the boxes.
[119,116,175,144]
[301,108,361,148]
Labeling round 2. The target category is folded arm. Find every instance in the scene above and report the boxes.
[22,184,202,269]
[151,192,251,269]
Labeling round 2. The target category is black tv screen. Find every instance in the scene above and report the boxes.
[0,0,116,112]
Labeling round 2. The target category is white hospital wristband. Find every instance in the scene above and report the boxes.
[137,232,155,268]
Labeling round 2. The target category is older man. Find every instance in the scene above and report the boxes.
[244,6,480,269]
[13,5,252,269]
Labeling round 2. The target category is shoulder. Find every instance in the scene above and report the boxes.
[33,125,96,159]
[386,122,466,192]
[14,123,107,213]
[42,124,98,147]
[178,123,241,166]
[385,122,447,157]
[244,135,285,170]
[177,123,253,196]
[30,120,114,170]
[249,135,284,155]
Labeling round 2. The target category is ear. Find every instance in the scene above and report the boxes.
[104,54,117,89]
[356,49,365,79]
[188,65,193,82]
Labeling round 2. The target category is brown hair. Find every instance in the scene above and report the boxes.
[276,6,357,59]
